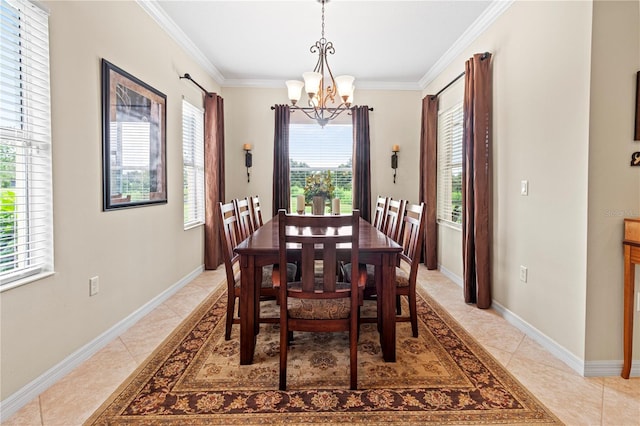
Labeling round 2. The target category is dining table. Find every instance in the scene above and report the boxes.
[234,214,403,365]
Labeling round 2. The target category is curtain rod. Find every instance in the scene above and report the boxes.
[270,106,374,111]
[179,73,210,95]
[430,52,490,100]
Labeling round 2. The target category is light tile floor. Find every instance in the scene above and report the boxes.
[3,266,639,425]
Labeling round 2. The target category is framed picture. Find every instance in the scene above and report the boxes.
[635,71,640,141]
[101,59,167,210]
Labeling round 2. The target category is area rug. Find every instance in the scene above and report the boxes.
[85,279,562,425]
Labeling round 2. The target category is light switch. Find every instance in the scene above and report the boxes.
[520,180,528,196]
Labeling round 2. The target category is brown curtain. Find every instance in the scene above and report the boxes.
[272,105,291,216]
[420,95,439,269]
[462,53,493,308]
[204,93,225,270]
[352,106,371,222]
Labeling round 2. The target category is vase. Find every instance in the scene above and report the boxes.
[312,196,325,215]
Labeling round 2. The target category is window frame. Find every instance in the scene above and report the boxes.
[0,0,54,291]
[181,99,205,229]
[436,102,463,229]
[288,123,353,214]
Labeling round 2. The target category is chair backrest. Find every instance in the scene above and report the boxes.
[399,202,426,277]
[278,209,360,296]
[383,198,407,243]
[249,195,264,230]
[372,196,389,231]
[234,197,254,240]
[218,201,242,283]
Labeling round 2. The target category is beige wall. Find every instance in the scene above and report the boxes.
[427,0,640,366]
[0,0,218,399]
[223,87,423,217]
[586,0,640,361]
[425,0,595,360]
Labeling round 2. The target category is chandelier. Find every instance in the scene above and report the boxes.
[285,0,355,127]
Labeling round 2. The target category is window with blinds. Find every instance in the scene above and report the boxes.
[0,0,53,289]
[437,103,463,227]
[289,123,353,214]
[182,100,204,229]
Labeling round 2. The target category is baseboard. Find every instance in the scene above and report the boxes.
[0,265,205,422]
[435,263,638,378]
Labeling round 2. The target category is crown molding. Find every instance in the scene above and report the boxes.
[136,0,225,86]
[224,78,421,92]
[419,0,514,90]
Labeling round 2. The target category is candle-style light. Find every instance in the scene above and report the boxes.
[391,145,400,184]
[243,144,252,182]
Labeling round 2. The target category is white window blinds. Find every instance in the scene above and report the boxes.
[182,100,204,228]
[437,103,463,227]
[0,0,53,289]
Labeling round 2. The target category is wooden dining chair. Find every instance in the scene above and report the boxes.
[249,195,264,230]
[382,198,407,243]
[218,202,294,340]
[395,202,426,337]
[372,196,389,231]
[234,197,254,240]
[276,209,363,390]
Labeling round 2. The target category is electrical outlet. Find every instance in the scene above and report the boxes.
[519,266,528,282]
[89,276,99,296]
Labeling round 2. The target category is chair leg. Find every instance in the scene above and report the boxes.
[350,318,358,390]
[409,291,418,338]
[225,292,235,341]
[396,294,402,315]
[279,321,288,391]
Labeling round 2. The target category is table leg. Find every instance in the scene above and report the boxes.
[622,244,635,379]
[380,253,396,362]
[240,255,257,365]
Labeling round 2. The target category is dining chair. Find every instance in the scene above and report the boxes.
[395,202,426,337]
[249,195,264,230]
[218,202,294,340]
[234,197,254,240]
[382,198,407,243]
[372,196,389,231]
[276,209,363,390]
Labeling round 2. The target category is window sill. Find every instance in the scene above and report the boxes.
[184,221,204,231]
[437,220,462,232]
[0,271,56,293]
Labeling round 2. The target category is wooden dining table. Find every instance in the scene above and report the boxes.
[234,214,402,365]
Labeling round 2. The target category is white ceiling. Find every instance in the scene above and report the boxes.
[144,0,510,91]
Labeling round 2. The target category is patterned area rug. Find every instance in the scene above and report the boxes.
[85,280,561,425]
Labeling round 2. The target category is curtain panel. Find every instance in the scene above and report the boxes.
[352,106,371,222]
[204,93,225,270]
[420,95,439,269]
[272,105,291,216]
[462,53,493,309]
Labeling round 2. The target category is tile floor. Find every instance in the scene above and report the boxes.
[3,266,639,425]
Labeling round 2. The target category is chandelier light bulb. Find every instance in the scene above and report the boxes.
[335,75,355,101]
[303,72,322,99]
[286,80,304,105]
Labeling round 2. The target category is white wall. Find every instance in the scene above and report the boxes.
[223,87,423,218]
[0,0,218,399]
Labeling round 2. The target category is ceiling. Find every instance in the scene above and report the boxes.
[144,0,508,91]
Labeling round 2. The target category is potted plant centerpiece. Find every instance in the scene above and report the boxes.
[304,171,335,215]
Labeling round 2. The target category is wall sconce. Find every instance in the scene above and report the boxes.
[243,143,252,182]
[391,144,399,183]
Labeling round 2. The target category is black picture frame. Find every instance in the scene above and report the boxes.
[101,59,167,210]
[635,71,640,141]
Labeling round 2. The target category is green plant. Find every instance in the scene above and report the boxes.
[303,171,335,203]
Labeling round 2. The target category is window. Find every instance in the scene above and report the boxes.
[437,103,463,227]
[0,0,53,289]
[289,124,352,214]
[182,100,204,228]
